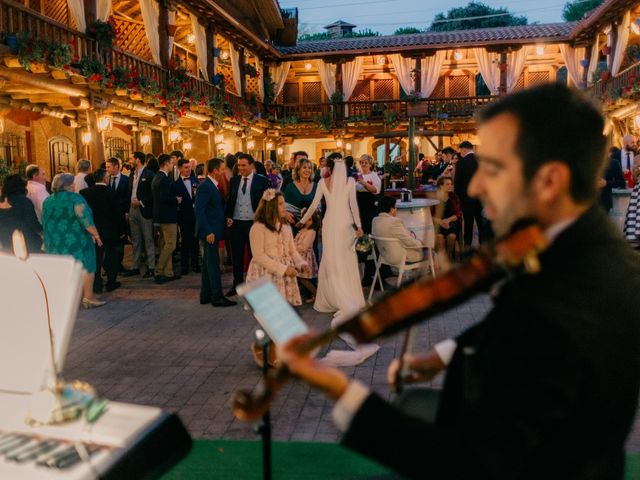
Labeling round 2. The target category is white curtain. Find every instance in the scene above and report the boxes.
[168,10,176,59]
[342,57,364,100]
[560,44,587,89]
[420,51,445,98]
[139,0,160,65]
[67,0,86,32]
[229,44,242,96]
[255,55,264,101]
[587,36,600,85]
[389,54,414,95]
[270,62,290,98]
[612,10,631,75]
[190,13,208,81]
[317,60,337,98]
[473,48,500,95]
[97,0,111,21]
[507,48,528,92]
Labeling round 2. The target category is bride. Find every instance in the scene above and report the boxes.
[298,152,378,365]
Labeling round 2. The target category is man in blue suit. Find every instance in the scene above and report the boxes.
[195,158,236,307]
[172,158,199,275]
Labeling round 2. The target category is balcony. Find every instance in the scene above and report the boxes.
[591,62,640,112]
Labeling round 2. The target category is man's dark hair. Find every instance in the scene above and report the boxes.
[107,157,120,167]
[225,154,237,170]
[378,195,397,214]
[196,163,205,176]
[294,151,308,159]
[25,165,40,180]
[326,152,342,174]
[1,174,26,199]
[207,158,224,173]
[170,150,184,159]
[459,141,474,150]
[254,161,267,176]
[237,153,255,164]
[477,83,606,203]
[177,158,190,168]
[442,147,455,156]
[345,156,354,169]
[93,168,108,183]
[146,157,159,173]
[158,153,171,168]
[133,151,146,165]
[418,153,425,161]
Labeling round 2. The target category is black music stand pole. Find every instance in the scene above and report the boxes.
[254,329,272,480]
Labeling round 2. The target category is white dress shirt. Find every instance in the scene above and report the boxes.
[182,176,192,198]
[622,148,635,171]
[73,172,88,192]
[355,171,381,194]
[26,181,49,223]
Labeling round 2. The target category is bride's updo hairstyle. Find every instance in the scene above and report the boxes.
[325,152,343,175]
[254,189,284,232]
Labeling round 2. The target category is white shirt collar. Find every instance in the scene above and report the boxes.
[208,175,219,187]
[544,217,577,243]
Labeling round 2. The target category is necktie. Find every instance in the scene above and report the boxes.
[110,176,116,189]
[627,152,632,170]
[241,177,248,195]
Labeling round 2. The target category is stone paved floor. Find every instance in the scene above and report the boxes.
[62,265,640,451]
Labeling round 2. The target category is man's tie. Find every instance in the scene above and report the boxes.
[241,177,248,195]
[110,176,116,189]
[627,152,632,170]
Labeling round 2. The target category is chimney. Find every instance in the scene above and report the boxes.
[323,20,356,39]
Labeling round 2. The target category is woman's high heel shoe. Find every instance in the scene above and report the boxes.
[82,298,107,309]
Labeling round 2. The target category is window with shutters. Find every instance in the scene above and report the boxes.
[449,75,470,97]
[48,136,75,175]
[283,83,299,104]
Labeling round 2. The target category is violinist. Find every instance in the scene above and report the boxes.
[278,84,640,479]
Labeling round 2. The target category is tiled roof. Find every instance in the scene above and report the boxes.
[277,23,577,56]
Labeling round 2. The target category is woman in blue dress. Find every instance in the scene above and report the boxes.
[284,159,318,226]
[42,173,106,309]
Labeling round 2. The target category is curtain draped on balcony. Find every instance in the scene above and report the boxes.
[255,56,264,101]
[473,48,500,95]
[270,62,291,99]
[587,36,600,85]
[229,45,242,96]
[317,60,337,98]
[389,54,414,95]
[611,10,631,76]
[343,57,364,100]
[190,13,209,81]
[97,0,112,21]
[559,44,586,89]
[507,47,528,92]
[67,0,86,32]
[139,0,160,64]
[420,51,445,98]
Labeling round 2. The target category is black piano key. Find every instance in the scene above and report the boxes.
[38,445,77,467]
[0,434,19,448]
[0,436,30,455]
[8,440,59,463]
[54,445,100,470]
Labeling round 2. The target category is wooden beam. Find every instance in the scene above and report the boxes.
[84,0,97,27]
[239,46,246,98]
[159,0,170,67]
[206,21,217,82]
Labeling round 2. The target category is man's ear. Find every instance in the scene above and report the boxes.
[531,161,570,204]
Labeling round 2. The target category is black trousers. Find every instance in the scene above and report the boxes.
[462,200,485,247]
[94,241,119,292]
[178,219,198,272]
[201,239,223,302]
[230,219,253,287]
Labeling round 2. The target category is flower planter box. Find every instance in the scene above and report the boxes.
[30,62,48,74]
[143,96,154,104]
[190,104,199,112]
[407,102,429,117]
[3,56,21,68]
[129,92,142,101]
[70,75,87,85]
[115,88,127,96]
[103,88,115,95]
[50,68,69,80]
[88,81,102,90]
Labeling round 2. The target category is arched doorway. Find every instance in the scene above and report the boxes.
[49,136,76,175]
[105,137,132,161]
[371,139,407,168]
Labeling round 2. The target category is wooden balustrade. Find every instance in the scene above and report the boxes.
[592,63,640,100]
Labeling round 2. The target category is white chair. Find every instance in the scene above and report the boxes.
[367,235,436,303]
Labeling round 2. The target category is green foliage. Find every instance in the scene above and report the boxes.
[393,27,423,35]
[383,109,400,129]
[429,1,527,31]
[279,115,299,127]
[298,32,331,42]
[16,32,47,69]
[313,114,332,131]
[46,40,72,68]
[78,56,106,84]
[86,19,117,50]
[330,90,343,105]
[349,29,380,38]
[263,69,275,109]
[0,159,12,189]
[384,160,405,178]
[562,0,603,21]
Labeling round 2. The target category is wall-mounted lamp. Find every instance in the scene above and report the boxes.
[266,141,274,150]
[304,62,312,71]
[187,34,195,44]
[169,129,182,143]
[81,129,92,145]
[276,147,284,155]
[215,134,224,144]
[376,55,386,66]
[453,51,463,61]
[220,50,230,60]
[413,137,420,146]
[336,139,343,148]
[140,131,151,146]
[535,44,545,55]
[632,19,640,35]
[97,115,112,132]
[345,142,352,151]
[635,114,640,129]
[183,140,192,151]
[247,140,255,149]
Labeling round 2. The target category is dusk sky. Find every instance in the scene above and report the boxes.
[279,0,572,35]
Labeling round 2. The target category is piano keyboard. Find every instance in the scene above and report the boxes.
[0,399,192,480]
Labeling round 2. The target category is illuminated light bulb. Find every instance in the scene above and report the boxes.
[183,141,192,151]
[304,62,312,71]
[215,134,224,143]
[453,51,463,61]
[187,34,195,44]
[218,143,228,152]
[266,141,274,150]
[169,129,181,143]
[140,132,151,146]
[632,20,640,35]
[220,50,229,60]
[336,139,343,148]
[247,140,255,149]
[535,44,545,55]
[345,142,352,150]
[413,137,420,146]
[97,116,112,132]
[81,130,92,144]
[276,147,284,155]
[635,114,640,129]
[376,55,386,65]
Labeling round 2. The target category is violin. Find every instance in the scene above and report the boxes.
[232,223,548,422]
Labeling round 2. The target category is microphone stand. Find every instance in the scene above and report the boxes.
[253,329,272,480]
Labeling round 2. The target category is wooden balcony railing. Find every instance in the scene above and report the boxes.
[0,0,247,113]
[591,62,640,100]
[274,95,498,123]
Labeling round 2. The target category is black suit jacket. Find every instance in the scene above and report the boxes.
[80,184,122,244]
[343,206,640,480]
[454,152,478,205]
[600,153,626,211]
[128,167,155,219]
[172,176,197,225]
[112,173,130,214]
[195,178,226,241]
[225,174,269,219]
[151,171,178,224]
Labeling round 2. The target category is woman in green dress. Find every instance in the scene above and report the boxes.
[283,159,318,225]
[42,173,106,309]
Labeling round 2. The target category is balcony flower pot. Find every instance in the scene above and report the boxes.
[600,70,612,81]
[88,80,102,90]
[4,33,18,52]
[143,95,154,104]
[50,67,69,80]
[30,62,48,74]
[601,45,611,56]
[407,102,428,117]
[3,55,21,68]
[115,88,127,96]
[71,74,87,85]
[129,92,142,101]
[103,87,115,94]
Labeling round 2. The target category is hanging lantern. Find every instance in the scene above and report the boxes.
[266,141,274,150]
[81,130,92,144]
[169,129,182,143]
[247,140,255,149]
[97,116,112,132]
[140,131,151,146]
[183,140,192,151]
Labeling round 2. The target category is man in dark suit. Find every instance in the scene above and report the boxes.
[225,153,269,295]
[278,84,640,479]
[599,147,626,212]
[172,158,199,275]
[106,157,130,271]
[124,151,156,278]
[151,153,181,284]
[80,168,122,293]
[195,158,236,307]
[454,140,486,247]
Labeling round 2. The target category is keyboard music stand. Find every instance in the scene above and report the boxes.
[254,329,272,480]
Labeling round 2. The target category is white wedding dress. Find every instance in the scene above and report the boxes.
[300,160,379,366]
